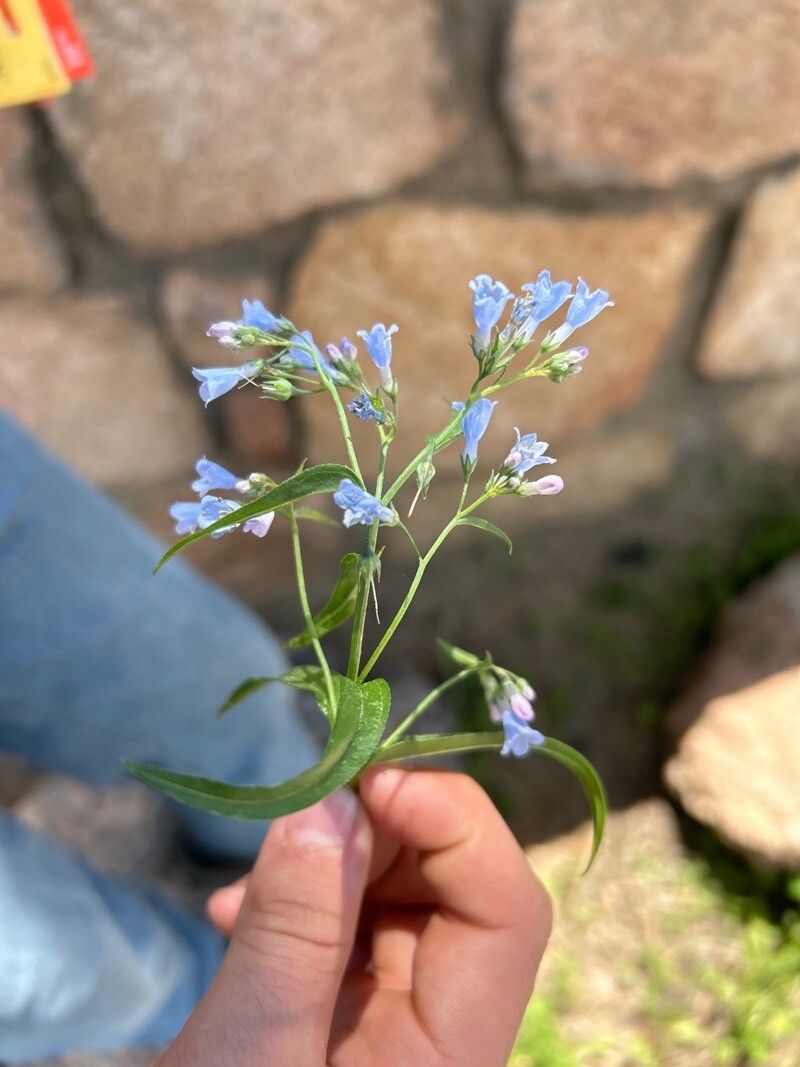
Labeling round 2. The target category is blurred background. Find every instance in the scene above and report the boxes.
[2,0,800,1063]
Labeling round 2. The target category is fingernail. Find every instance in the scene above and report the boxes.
[283,789,360,849]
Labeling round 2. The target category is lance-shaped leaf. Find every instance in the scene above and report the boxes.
[457,516,513,554]
[369,730,606,872]
[436,638,492,671]
[216,665,333,721]
[286,554,359,649]
[155,463,360,571]
[125,676,391,820]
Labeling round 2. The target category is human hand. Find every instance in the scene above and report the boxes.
[157,767,551,1067]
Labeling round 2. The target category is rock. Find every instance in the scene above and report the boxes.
[724,377,800,465]
[504,0,800,191]
[51,0,463,253]
[0,112,68,293]
[0,293,208,489]
[288,202,712,479]
[221,387,297,470]
[665,555,800,868]
[699,167,800,378]
[160,267,274,370]
[520,800,758,1065]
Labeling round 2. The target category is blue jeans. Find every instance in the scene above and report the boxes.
[0,412,319,1061]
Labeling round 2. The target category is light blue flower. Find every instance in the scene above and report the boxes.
[333,479,395,528]
[502,429,556,476]
[550,278,613,346]
[348,394,385,423]
[170,501,203,535]
[242,513,275,538]
[283,331,346,383]
[516,271,573,341]
[460,398,498,466]
[240,299,282,334]
[198,495,241,537]
[357,323,398,387]
[469,274,513,350]
[192,362,258,405]
[500,710,544,757]
[191,457,248,496]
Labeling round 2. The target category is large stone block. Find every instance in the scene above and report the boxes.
[51,0,464,253]
[0,294,208,488]
[665,555,800,869]
[288,202,712,481]
[504,0,800,191]
[0,112,68,293]
[699,166,800,378]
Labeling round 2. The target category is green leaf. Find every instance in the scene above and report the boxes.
[457,516,513,554]
[155,464,359,571]
[126,676,391,820]
[535,738,607,873]
[286,554,359,648]
[216,665,333,721]
[436,638,491,671]
[370,730,607,873]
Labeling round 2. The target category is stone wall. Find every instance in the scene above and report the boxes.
[2,0,800,823]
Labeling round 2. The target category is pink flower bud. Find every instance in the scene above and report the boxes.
[510,693,535,721]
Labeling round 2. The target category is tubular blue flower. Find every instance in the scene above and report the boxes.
[549,278,614,346]
[191,457,249,496]
[460,398,498,466]
[170,501,203,535]
[325,337,358,363]
[198,495,241,537]
[348,394,386,423]
[239,299,282,334]
[242,512,275,538]
[500,710,545,758]
[519,474,564,496]
[192,362,258,405]
[357,323,398,388]
[333,479,396,528]
[516,271,573,339]
[502,429,556,476]
[469,274,513,351]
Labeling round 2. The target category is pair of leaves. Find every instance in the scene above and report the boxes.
[125,674,391,820]
[370,731,606,873]
[155,463,359,572]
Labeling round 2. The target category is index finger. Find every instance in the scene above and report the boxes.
[359,766,551,1065]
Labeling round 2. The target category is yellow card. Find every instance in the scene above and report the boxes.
[0,0,71,108]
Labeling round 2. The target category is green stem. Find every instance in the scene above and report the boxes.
[346,440,389,679]
[358,491,492,681]
[369,730,503,766]
[293,336,364,483]
[382,667,476,746]
[288,507,336,712]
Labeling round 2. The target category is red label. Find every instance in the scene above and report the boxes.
[37,0,93,80]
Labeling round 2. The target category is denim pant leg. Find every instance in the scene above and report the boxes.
[0,410,320,859]
[0,811,224,1062]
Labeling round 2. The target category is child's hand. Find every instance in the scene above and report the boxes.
[158,767,552,1067]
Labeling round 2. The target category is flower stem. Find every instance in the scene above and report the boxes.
[368,730,504,766]
[347,440,389,679]
[288,506,336,713]
[382,666,476,746]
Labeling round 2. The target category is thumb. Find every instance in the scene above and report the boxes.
[169,789,372,1067]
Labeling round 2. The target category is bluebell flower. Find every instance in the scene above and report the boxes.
[469,274,513,351]
[191,457,249,496]
[198,495,241,537]
[242,512,275,538]
[357,323,398,388]
[170,501,204,535]
[240,299,282,334]
[283,331,346,383]
[348,394,386,423]
[549,278,613,346]
[515,271,573,342]
[500,710,544,757]
[502,429,556,476]
[192,362,258,405]
[460,398,498,466]
[325,337,358,363]
[333,479,396,528]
